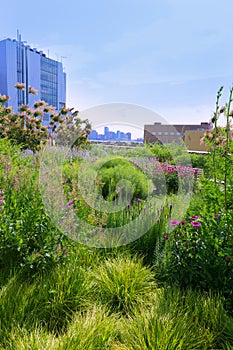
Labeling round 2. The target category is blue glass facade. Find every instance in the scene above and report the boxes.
[16,41,25,106]
[0,36,66,113]
[40,56,58,107]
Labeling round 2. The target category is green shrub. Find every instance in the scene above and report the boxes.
[96,157,150,201]
[148,142,173,162]
[189,152,210,172]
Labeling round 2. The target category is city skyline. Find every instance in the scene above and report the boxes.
[89,125,134,142]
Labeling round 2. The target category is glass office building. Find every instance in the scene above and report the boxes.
[0,34,66,115]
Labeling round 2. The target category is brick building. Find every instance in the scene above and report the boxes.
[144,122,211,147]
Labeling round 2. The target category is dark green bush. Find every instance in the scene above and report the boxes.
[97,157,150,201]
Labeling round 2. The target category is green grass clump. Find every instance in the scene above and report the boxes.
[4,306,118,350]
[2,327,59,350]
[0,255,91,339]
[118,288,233,349]
[59,306,119,349]
[89,254,156,314]
[0,262,233,349]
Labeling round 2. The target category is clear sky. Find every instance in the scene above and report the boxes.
[1,0,233,137]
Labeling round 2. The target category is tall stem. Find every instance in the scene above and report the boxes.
[212,87,223,203]
[224,87,233,238]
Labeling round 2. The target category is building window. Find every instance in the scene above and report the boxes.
[16,43,25,106]
[170,132,174,135]
[40,56,58,108]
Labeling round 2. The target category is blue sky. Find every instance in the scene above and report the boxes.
[1,0,233,137]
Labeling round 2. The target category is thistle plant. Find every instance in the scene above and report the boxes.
[0,84,91,152]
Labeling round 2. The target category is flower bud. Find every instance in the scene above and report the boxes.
[219,106,225,113]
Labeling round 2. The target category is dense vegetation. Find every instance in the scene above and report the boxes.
[0,86,232,349]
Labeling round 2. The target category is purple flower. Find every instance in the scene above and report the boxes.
[66,199,75,208]
[127,203,131,208]
[169,203,173,211]
[164,235,169,239]
[169,219,180,226]
[0,191,5,211]
[137,198,141,203]
[191,221,201,227]
[189,215,200,220]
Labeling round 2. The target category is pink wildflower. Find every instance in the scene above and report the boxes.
[169,219,180,226]
[191,221,201,227]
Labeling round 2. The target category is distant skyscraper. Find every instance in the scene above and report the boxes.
[0,32,66,114]
[89,129,98,140]
[126,132,131,141]
[104,126,109,139]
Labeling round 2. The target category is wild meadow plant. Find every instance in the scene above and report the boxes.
[1,88,233,347]
[1,253,232,349]
[61,149,195,245]
[2,306,119,350]
[88,255,156,315]
[153,87,233,312]
[61,155,185,261]
[118,287,233,350]
[154,207,233,311]
[0,139,74,278]
[201,86,233,218]
[0,84,91,152]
